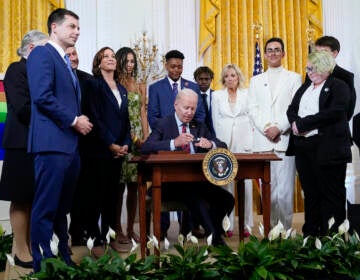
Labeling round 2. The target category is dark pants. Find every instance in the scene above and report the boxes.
[295,137,347,236]
[152,182,234,242]
[31,151,80,272]
[76,157,123,246]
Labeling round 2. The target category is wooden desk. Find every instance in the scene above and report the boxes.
[131,152,280,257]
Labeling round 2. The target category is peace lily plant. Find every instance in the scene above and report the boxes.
[0,224,12,272]
[11,216,360,279]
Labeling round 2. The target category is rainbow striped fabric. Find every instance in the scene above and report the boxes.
[0,80,6,160]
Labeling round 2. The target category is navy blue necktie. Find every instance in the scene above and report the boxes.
[64,55,77,85]
[64,55,81,104]
[172,82,178,97]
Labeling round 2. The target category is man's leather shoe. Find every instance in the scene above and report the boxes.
[14,255,33,269]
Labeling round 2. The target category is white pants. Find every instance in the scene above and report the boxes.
[268,151,296,229]
[224,179,253,231]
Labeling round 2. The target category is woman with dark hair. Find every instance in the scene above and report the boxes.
[78,47,132,256]
[114,47,149,244]
[287,50,352,237]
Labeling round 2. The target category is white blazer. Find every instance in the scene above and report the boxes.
[212,88,253,152]
[248,67,302,152]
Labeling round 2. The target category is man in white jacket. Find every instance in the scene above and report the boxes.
[248,37,302,229]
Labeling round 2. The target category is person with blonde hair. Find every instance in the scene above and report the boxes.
[287,50,352,236]
[212,63,254,237]
[0,30,48,268]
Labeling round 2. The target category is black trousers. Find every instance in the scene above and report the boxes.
[295,137,347,236]
[70,157,122,246]
[151,182,234,241]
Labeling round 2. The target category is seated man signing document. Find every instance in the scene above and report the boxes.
[142,88,234,246]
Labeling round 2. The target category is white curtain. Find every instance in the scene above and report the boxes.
[322,0,360,205]
[65,0,198,80]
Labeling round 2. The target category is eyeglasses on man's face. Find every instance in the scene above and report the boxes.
[305,66,316,73]
[266,48,282,54]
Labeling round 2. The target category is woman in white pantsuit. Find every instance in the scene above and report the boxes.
[212,64,254,236]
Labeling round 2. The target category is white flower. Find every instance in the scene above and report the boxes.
[50,239,59,256]
[6,254,14,266]
[164,238,170,250]
[284,228,292,240]
[203,250,208,257]
[222,215,231,232]
[147,235,159,250]
[52,233,59,246]
[178,234,184,247]
[245,224,252,235]
[125,264,130,271]
[108,227,116,239]
[258,223,264,237]
[152,235,159,250]
[186,232,192,241]
[207,234,213,246]
[268,221,283,241]
[338,219,350,235]
[190,235,198,244]
[87,237,95,251]
[39,244,44,256]
[130,238,139,253]
[106,227,116,244]
[315,238,322,250]
[302,236,310,247]
[146,239,154,249]
[328,217,335,230]
[291,229,297,239]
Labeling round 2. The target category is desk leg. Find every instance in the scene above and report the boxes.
[138,174,147,258]
[262,162,271,236]
[237,179,245,241]
[152,167,161,257]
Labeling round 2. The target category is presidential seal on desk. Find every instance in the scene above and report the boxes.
[202,148,238,186]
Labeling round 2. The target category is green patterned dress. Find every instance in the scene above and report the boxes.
[120,91,143,183]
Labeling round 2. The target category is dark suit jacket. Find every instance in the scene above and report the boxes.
[305,64,356,120]
[79,77,132,159]
[141,114,227,154]
[75,68,93,95]
[147,77,206,129]
[353,113,360,148]
[287,76,352,164]
[2,58,31,148]
[202,88,215,135]
[27,43,81,154]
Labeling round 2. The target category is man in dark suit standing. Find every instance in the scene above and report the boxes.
[194,66,215,135]
[142,88,234,246]
[147,50,206,238]
[147,50,206,129]
[27,8,93,271]
[65,46,93,246]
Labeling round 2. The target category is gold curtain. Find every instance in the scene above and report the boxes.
[0,0,64,73]
[199,0,323,89]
